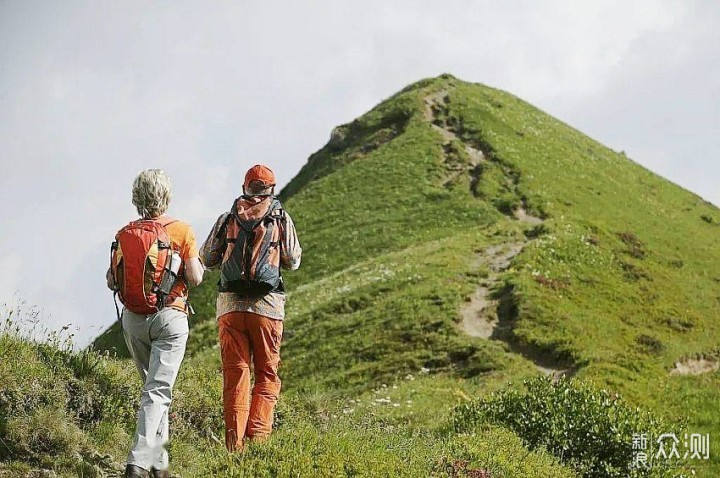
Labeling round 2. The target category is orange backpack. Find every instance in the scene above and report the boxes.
[110,216,182,317]
[218,195,286,296]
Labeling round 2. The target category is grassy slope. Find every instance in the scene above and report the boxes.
[444,80,720,465]
[6,74,719,476]
[0,328,137,476]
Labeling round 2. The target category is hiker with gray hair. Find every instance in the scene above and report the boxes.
[107,169,204,478]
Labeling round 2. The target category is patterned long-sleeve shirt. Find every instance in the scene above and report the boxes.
[199,208,302,321]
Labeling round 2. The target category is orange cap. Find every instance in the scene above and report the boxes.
[243,164,276,188]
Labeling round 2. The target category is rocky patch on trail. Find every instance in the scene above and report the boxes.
[670,356,720,376]
[514,204,544,225]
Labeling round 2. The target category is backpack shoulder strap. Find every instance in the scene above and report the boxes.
[155,215,179,228]
[214,212,233,240]
[268,197,285,217]
[215,198,240,241]
[229,197,244,229]
[268,198,287,261]
[148,217,176,251]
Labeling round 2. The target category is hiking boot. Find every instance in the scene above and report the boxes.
[125,464,150,478]
[151,468,171,478]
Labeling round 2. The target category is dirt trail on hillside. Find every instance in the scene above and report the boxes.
[425,89,571,379]
[424,90,538,224]
[458,243,523,340]
[424,90,485,188]
[457,238,573,380]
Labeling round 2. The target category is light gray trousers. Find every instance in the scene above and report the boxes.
[122,307,189,471]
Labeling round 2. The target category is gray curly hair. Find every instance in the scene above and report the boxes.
[132,169,172,218]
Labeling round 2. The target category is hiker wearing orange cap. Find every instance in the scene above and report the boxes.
[199,164,302,451]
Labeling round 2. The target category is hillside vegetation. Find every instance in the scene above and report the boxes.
[4,74,719,477]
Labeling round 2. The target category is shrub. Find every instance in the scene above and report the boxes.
[700,215,714,224]
[450,377,680,478]
[635,334,665,355]
[617,232,647,259]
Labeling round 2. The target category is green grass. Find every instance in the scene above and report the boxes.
[5,73,718,476]
[0,322,136,476]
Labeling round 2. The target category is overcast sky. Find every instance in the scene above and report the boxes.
[1,1,718,347]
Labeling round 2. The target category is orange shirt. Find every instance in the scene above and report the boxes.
[161,216,199,312]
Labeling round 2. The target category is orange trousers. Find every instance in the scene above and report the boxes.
[218,311,283,451]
